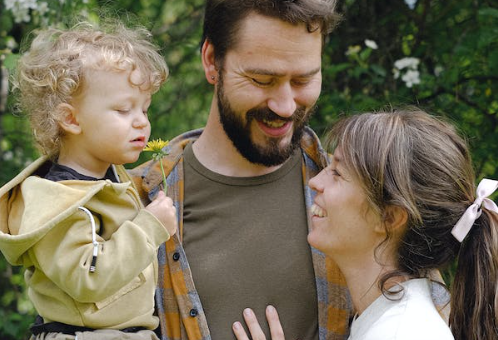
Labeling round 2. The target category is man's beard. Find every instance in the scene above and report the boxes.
[216,77,313,167]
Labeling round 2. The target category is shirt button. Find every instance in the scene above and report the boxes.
[172,252,180,261]
[189,308,198,317]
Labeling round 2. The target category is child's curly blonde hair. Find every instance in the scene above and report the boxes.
[14,20,169,159]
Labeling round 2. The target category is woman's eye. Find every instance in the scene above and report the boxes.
[330,168,341,177]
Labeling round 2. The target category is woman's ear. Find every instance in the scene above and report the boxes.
[377,205,408,234]
[57,103,81,135]
[201,39,218,85]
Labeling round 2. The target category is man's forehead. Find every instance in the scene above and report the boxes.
[235,12,320,45]
[229,13,322,60]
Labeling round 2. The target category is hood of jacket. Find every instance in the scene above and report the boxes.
[0,157,132,265]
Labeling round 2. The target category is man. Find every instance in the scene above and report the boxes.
[131,1,349,339]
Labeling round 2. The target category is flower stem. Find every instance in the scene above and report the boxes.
[159,159,168,195]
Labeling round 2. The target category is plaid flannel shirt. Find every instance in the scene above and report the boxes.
[130,127,353,340]
[130,127,450,340]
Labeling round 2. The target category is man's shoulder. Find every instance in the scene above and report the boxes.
[300,126,329,171]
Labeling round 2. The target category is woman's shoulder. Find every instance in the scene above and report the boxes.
[386,279,454,340]
[351,279,454,340]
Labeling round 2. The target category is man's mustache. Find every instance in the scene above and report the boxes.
[246,106,307,123]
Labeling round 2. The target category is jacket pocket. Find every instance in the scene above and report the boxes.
[94,272,146,310]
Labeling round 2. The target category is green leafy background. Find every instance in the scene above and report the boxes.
[0,1,496,338]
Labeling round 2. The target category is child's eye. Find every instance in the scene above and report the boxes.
[116,109,131,115]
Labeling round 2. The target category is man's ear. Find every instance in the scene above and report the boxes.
[201,39,218,85]
[375,205,408,234]
[57,103,81,135]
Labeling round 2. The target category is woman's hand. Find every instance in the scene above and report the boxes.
[232,305,286,340]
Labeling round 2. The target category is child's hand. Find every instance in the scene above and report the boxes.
[145,190,177,236]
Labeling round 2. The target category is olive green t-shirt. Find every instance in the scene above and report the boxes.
[183,142,318,340]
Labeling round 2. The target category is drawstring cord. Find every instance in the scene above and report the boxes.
[78,206,99,273]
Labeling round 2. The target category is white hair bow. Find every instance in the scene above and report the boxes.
[451,178,498,242]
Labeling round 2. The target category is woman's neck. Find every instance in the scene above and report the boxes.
[333,253,400,316]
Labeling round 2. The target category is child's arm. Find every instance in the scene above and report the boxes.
[28,195,176,303]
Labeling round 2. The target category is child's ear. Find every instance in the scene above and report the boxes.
[57,103,81,135]
[375,205,408,234]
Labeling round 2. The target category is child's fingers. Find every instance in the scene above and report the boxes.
[153,190,166,201]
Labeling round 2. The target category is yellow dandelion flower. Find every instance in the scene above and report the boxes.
[143,138,170,195]
[144,139,169,152]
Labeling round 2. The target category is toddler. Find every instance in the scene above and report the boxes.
[0,21,176,340]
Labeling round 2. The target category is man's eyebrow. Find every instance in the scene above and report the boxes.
[244,67,321,78]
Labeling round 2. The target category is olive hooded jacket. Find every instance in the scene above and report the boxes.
[0,157,170,330]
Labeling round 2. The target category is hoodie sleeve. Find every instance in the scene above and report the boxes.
[28,204,170,303]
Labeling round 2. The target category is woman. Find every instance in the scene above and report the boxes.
[233,109,498,340]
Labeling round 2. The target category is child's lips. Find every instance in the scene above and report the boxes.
[131,136,146,148]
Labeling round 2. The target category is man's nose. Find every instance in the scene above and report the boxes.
[267,83,297,118]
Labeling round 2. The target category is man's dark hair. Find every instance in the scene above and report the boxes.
[201,0,341,65]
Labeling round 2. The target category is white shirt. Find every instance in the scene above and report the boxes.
[348,278,454,340]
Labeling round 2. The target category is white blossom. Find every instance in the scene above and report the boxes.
[25,0,38,8]
[394,57,420,70]
[36,2,49,16]
[3,151,14,161]
[393,57,421,88]
[5,0,49,23]
[404,0,417,10]
[6,37,18,50]
[364,39,378,50]
[4,0,16,10]
[434,65,444,77]
[401,70,421,88]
